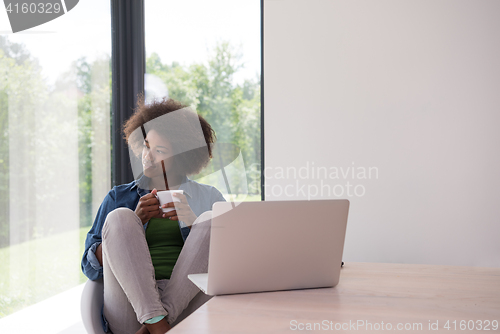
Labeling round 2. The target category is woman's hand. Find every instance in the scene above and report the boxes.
[161,193,198,227]
[135,188,162,225]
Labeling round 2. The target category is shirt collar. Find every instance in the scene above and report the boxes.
[133,174,193,198]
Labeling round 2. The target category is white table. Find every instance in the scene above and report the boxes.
[171,262,500,333]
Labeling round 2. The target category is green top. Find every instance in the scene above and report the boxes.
[145,218,184,280]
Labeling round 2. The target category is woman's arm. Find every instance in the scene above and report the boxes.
[81,189,116,280]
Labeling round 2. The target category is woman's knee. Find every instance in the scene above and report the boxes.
[102,207,142,238]
[188,218,212,244]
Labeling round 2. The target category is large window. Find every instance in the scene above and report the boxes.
[0,0,111,318]
[0,0,261,328]
[145,0,262,201]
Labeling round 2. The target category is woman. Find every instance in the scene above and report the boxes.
[81,98,226,334]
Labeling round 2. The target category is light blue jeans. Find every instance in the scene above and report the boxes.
[101,208,212,334]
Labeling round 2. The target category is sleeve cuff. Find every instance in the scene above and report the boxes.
[144,315,166,324]
[87,242,103,271]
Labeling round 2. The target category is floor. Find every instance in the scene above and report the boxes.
[0,283,88,334]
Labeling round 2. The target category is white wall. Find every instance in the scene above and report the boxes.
[264,0,500,267]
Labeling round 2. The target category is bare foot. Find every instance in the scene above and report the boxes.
[135,324,150,334]
[145,318,171,334]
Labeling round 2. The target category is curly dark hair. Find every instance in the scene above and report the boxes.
[123,97,216,176]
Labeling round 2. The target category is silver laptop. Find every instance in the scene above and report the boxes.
[188,199,349,295]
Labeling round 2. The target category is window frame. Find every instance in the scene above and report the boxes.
[111,0,145,186]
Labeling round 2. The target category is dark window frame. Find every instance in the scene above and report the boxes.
[111,0,145,186]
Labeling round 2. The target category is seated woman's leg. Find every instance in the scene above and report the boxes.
[102,207,167,334]
[160,216,213,324]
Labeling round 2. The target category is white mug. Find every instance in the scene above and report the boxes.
[155,190,184,213]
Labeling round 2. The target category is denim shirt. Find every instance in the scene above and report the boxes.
[81,175,226,281]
